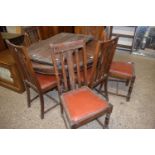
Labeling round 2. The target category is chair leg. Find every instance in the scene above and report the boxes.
[60,103,63,115]
[25,84,31,107]
[104,103,113,128]
[104,78,109,101]
[62,115,68,128]
[39,93,44,119]
[98,81,103,92]
[126,79,130,86]
[62,111,71,129]
[98,78,109,101]
[116,80,119,94]
[126,76,136,101]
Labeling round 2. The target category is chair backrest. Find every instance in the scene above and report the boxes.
[6,39,41,91]
[104,26,113,40]
[74,26,106,41]
[50,40,88,94]
[89,37,119,88]
[23,26,41,46]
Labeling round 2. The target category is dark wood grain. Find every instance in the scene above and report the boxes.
[28,33,93,65]
[6,40,58,119]
[50,40,113,129]
[23,26,41,46]
[50,40,88,93]
[89,37,119,88]
[0,49,25,93]
[89,37,119,100]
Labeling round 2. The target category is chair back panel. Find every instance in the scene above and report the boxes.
[89,37,118,88]
[50,40,88,94]
[6,40,40,90]
[24,26,41,46]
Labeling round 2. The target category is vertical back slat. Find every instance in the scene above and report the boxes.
[51,48,62,93]
[6,39,41,91]
[66,51,76,90]
[97,45,107,79]
[75,49,81,87]
[82,45,88,85]
[24,26,41,46]
[89,37,118,88]
[60,52,68,90]
[96,48,104,80]
[89,42,100,87]
[50,40,87,94]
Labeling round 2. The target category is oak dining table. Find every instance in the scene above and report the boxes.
[28,32,97,75]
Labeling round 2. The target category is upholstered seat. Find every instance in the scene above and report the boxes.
[50,40,113,128]
[6,40,59,119]
[80,37,119,101]
[61,87,108,124]
[109,61,136,101]
[36,73,57,92]
[110,61,134,79]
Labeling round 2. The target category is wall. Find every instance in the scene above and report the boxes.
[6,26,22,34]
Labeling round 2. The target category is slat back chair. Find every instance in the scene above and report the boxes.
[50,40,113,129]
[74,26,106,41]
[105,27,136,101]
[6,40,41,90]
[89,37,119,100]
[6,40,58,119]
[51,40,88,94]
[24,26,41,46]
[89,37,119,88]
[109,61,136,101]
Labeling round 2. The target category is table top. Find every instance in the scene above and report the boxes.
[29,33,94,65]
[28,32,96,74]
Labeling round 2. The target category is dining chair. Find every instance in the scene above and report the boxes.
[87,37,119,101]
[23,26,41,46]
[74,26,106,41]
[6,40,59,119]
[103,27,136,101]
[50,40,113,129]
[109,61,136,101]
[79,37,118,100]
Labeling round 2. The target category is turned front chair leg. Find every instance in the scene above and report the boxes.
[116,80,119,95]
[98,79,109,101]
[126,79,130,86]
[104,78,109,101]
[127,76,136,101]
[104,103,113,128]
[104,113,110,128]
[25,84,31,107]
[60,103,63,115]
[39,94,44,119]
[99,82,103,92]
